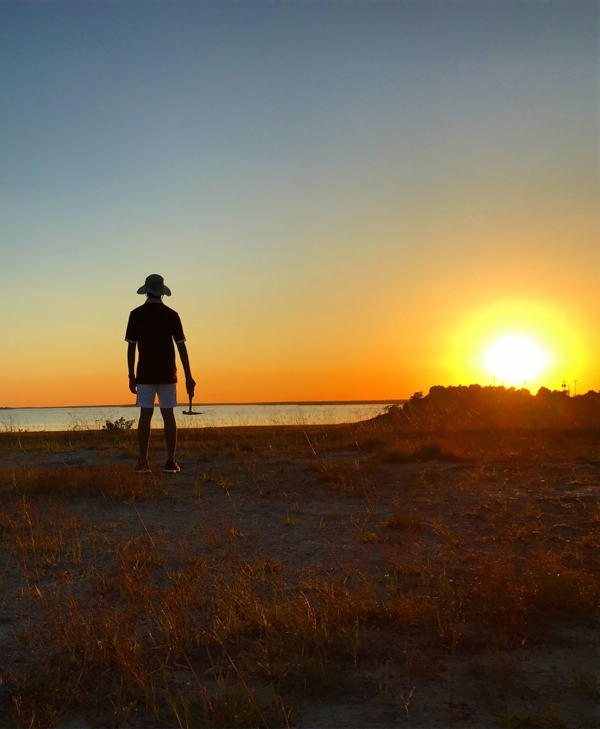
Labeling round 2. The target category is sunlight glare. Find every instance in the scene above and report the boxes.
[484,335,548,383]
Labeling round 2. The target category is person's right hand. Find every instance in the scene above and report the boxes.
[186,378,196,398]
[129,376,137,394]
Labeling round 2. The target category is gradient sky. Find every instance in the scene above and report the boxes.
[1,1,597,407]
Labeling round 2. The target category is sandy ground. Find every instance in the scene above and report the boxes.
[1,440,599,728]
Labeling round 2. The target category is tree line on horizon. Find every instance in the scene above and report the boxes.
[380,384,600,430]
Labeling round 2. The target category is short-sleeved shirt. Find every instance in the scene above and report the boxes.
[125,302,186,384]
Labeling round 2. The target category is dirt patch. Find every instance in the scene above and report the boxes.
[0,431,599,728]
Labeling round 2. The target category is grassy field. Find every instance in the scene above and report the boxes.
[0,414,599,728]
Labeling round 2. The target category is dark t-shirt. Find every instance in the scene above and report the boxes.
[125,302,186,384]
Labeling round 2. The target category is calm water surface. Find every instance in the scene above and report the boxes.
[0,403,395,432]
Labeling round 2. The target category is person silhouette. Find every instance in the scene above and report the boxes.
[125,274,195,473]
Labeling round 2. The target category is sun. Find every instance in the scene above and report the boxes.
[484,335,548,384]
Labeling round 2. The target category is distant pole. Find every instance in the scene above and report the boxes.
[573,380,578,397]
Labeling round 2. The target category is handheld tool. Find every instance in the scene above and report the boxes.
[182,395,202,415]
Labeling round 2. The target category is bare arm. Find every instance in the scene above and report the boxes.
[176,342,196,397]
[127,342,137,394]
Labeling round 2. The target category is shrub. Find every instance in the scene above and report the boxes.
[382,384,600,431]
[103,416,135,431]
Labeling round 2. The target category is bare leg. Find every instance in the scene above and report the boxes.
[138,408,153,461]
[161,407,177,461]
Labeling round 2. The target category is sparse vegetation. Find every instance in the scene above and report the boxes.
[0,386,599,727]
[384,383,600,431]
[102,415,135,431]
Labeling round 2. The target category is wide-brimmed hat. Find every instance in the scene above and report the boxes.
[137,274,172,296]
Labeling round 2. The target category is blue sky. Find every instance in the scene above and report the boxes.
[0,1,597,405]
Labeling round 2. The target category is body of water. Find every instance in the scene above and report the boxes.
[0,402,398,432]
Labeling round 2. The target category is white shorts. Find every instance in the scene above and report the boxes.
[136,383,178,409]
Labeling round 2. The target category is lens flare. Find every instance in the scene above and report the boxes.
[484,335,548,383]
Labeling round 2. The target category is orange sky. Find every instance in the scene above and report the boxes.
[1,3,597,407]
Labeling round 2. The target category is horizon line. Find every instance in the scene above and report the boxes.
[0,399,407,410]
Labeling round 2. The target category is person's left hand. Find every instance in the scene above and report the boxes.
[186,378,196,398]
[129,376,137,394]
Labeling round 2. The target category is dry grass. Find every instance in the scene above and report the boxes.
[0,420,599,727]
[0,465,167,500]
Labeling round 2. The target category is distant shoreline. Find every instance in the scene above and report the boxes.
[1,400,406,410]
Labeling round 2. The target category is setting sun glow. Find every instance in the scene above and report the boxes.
[484,336,548,384]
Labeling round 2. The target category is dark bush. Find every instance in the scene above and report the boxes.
[376,385,600,431]
[102,416,135,431]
